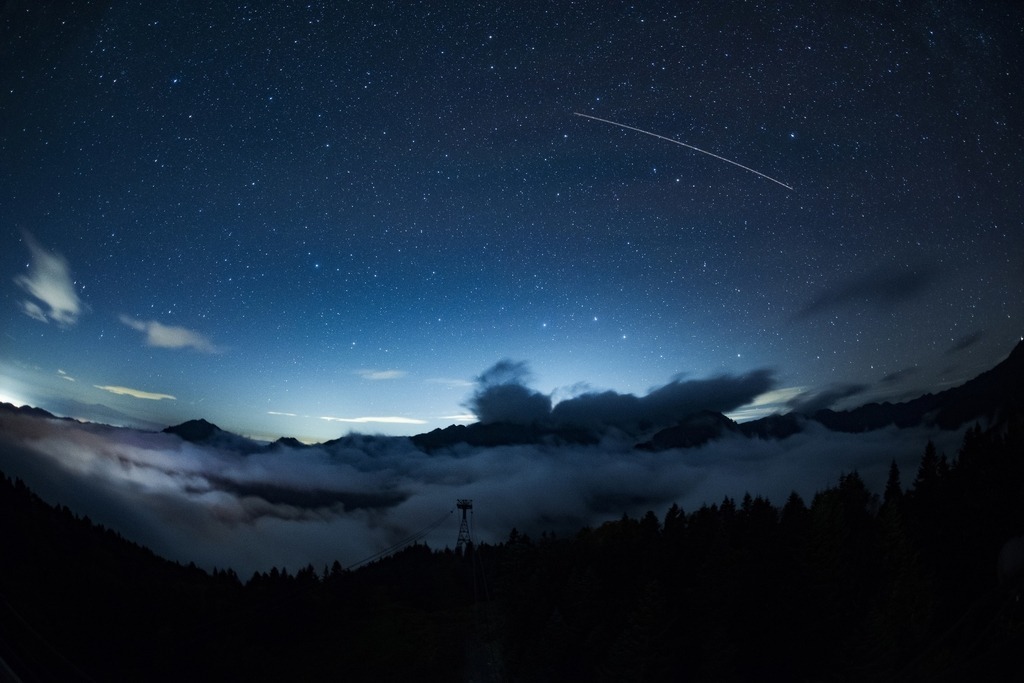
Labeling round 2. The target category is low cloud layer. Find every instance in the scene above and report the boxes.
[0,408,965,578]
[14,232,84,326]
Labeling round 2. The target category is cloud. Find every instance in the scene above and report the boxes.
[203,476,409,511]
[119,314,219,352]
[94,385,177,401]
[21,301,48,323]
[57,369,76,382]
[794,267,936,320]
[787,383,869,413]
[554,369,776,432]
[946,330,984,355]
[726,386,805,422]
[320,416,428,425]
[467,360,553,425]
[467,360,776,434]
[881,367,920,385]
[477,359,533,387]
[471,383,554,425]
[0,403,967,579]
[267,411,298,417]
[425,377,476,388]
[356,369,407,380]
[14,232,84,326]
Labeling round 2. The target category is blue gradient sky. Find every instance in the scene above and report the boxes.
[3,1,1021,442]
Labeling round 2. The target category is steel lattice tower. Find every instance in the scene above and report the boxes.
[456,499,473,553]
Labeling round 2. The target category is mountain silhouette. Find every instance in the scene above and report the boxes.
[143,339,1024,452]
[808,339,1023,433]
[639,339,1024,451]
[270,436,307,449]
[163,418,224,441]
[636,410,742,451]
[737,412,806,440]
[162,418,266,453]
[411,421,599,452]
[0,401,58,420]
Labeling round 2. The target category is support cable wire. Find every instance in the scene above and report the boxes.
[894,585,1022,681]
[347,509,454,570]
[468,513,503,680]
[166,507,457,667]
[0,590,94,682]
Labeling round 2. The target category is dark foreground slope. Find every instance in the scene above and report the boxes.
[0,473,475,682]
[2,414,1023,681]
[493,416,1024,681]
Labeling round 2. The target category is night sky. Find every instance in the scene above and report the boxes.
[3,1,1022,443]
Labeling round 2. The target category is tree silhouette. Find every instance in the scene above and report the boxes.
[3,409,1024,681]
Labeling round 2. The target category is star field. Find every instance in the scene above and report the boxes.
[2,1,1021,440]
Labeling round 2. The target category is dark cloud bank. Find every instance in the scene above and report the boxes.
[467,359,775,434]
[3,344,1021,577]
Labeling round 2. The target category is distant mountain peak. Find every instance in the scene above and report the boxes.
[0,402,58,420]
[162,419,225,443]
[160,419,271,454]
[633,337,1024,451]
[271,436,307,449]
[636,410,741,451]
[410,421,598,452]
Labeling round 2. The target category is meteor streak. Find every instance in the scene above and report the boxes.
[573,112,794,191]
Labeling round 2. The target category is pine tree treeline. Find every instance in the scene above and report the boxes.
[1,415,1022,680]
[492,417,1024,680]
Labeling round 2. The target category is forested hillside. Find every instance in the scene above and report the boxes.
[2,415,1022,681]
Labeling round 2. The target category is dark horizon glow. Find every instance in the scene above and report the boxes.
[2,2,1022,443]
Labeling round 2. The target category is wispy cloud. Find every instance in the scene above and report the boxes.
[439,413,477,422]
[320,415,428,425]
[356,369,407,380]
[794,267,936,320]
[14,232,84,326]
[881,367,920,385]
[425,377,475,388]
[726,386,804,422]
[94,385,176,401]
[119,314,220,353]
[267,411,298,417]
[946,330,984,355]
[746,387,805,407]
[57,369,76,382]
[787,383,869,413]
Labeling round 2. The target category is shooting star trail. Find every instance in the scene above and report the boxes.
[573,112,794,191]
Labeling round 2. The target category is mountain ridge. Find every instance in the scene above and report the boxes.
[6,340,1021,452]
[640,339,1024,451]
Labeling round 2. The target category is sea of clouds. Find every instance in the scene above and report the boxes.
[0,404,965,578]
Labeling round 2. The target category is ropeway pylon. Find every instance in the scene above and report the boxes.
[456,499,473,553]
